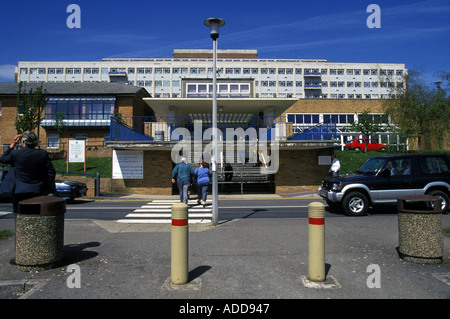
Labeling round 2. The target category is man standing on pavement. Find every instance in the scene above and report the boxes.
[329,153,341,177]
[171,157,194,204]
[0,131,56,213]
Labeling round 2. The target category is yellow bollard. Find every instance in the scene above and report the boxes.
[171,203,189,286]
[308,202,325,282]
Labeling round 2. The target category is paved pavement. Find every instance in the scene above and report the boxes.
[0,192,449,303]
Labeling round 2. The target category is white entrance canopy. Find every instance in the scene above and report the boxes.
[143,98,298,118]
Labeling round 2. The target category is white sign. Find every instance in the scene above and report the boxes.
[318,156,331,165]
[68,140,86,163]
[112,150,144,179]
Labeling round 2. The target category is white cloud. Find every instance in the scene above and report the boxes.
[0,64,16,82]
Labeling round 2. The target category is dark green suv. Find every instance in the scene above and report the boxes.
[318,153,450,216]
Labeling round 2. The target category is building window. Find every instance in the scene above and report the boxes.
[47,134,59,149]
[287,114,320,125]
[186,83,251,98]
[75,134,88,141]
[45,96,116,120]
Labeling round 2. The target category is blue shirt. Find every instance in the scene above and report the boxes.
[195,167,210,185]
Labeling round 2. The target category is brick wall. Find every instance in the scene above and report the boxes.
[275,149,331,193]
[111,150,174,195]
[0,96,19,150]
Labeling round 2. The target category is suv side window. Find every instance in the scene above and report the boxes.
[419,156,450,175]
[382,158,409,176]
[398,158,411,175]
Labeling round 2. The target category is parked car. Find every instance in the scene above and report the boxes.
[344,138,387,151]
[0,169,87,202]
[55,180,87,201]
[317,153,450,216]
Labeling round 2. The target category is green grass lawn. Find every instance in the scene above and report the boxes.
[52,157,112,178]
[0,230,14,241]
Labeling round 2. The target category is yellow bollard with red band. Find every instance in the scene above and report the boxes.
[171,203,189,286]
[308,202,325,282]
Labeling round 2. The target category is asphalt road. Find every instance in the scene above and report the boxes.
[1,197,338,221]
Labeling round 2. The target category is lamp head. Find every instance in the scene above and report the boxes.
[204,18,225,39]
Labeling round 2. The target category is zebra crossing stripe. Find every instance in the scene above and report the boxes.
[0,211,12,217]
[116,200,212,224]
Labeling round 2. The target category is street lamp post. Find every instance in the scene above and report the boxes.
[204,17,225,226]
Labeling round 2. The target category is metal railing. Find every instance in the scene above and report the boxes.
[109,115,340,142]
[109,115,293,142]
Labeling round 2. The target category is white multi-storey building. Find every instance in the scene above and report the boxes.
[14,49,408,153]
[16,49,405,100]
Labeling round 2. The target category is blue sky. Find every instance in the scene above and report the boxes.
[0,0,449,86]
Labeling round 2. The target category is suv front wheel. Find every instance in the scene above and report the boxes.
[342,191,369,216]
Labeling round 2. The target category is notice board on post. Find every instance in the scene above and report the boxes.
[112,150,144,179]
[67,140,86,171]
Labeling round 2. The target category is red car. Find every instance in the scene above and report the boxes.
[344,138,387,151]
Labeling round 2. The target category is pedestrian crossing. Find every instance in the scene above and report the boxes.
[116,199,212,224]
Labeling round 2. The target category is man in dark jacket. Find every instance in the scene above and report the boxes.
[0,131,56,213]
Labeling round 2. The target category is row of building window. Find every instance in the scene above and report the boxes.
[45,96,116,120]
[21,67,404,77]
[287,113,388,125]
[128,80,401,89]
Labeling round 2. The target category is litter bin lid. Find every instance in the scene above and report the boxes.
[397,194,442,213]
[18,196,66,216]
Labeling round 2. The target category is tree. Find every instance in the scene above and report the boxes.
[383,70,449,151]
[348,109,386,151]
[15,82,48,140]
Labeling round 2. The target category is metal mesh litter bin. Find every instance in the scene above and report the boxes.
[15,196,66,272]
[397,195,444,264]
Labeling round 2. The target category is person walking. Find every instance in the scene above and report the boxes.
[195,160,210,207]
[171,157,194,204]
[0,131,56,214]
[329,153,341,177]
